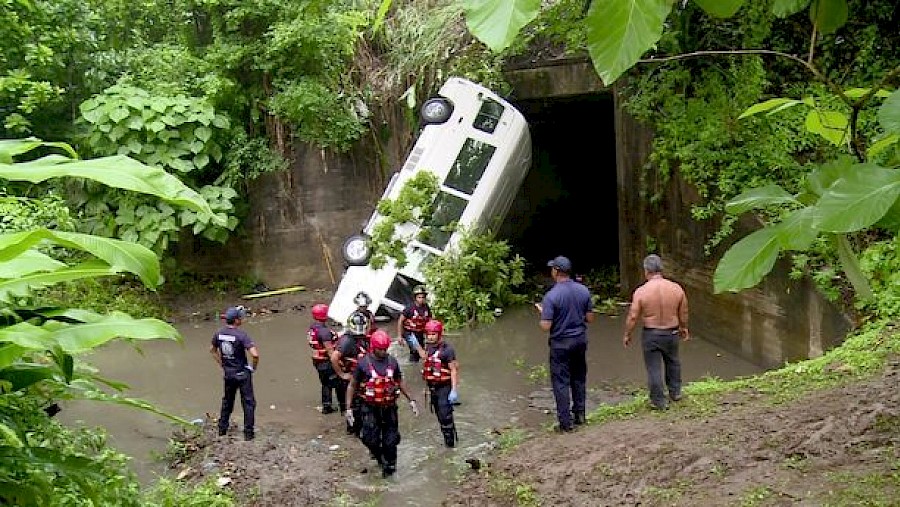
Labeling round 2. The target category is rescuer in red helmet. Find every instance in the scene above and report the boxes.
[406,318,460,447]
[346,329,419,478]
[307,303,342,414]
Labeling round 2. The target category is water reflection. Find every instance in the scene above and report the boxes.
[62,304,763,505]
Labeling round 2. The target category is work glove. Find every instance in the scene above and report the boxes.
[405,333,418,348]
[448,389,459,404]
[245,364,255,372]
[345,409,355,426]
[409,400,419,416]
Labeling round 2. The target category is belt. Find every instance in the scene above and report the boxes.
[644,327,678,335]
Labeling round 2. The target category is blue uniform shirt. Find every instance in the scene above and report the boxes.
[540,279,592,347]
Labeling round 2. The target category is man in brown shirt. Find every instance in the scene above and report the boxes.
[623,254,689,410]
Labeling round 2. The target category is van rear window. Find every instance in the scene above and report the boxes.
[445,138,496,195]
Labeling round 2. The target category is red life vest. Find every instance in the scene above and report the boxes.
[307,324,332,363]
[422,344,451,384]
[339,337,368,374]
[402,304,431,332]
[362,359,399,406]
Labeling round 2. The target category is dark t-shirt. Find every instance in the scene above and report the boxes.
[425,341,456,364]
[401,302,432,333]
[212,326,255,377]
[540,279,593,347]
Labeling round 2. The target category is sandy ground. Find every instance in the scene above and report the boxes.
[165,290,900,506]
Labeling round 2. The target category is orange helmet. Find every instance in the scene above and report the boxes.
[312,304,329,322]
[370,330,391,350]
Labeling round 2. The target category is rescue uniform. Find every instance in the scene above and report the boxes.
[212,325,257,437]
[400,302,431,362]
[308,321,342,413]
[423,341,458,447]
[353,353,404,475]
[335,332,369,436]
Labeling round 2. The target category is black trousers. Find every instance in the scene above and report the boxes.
[339,379,363,436]
[315,363,345,411]
[219,375,256,434]
[549,342,587,429]
[428,382,457,447]
[641,328,682,408]
[360,403,401,471]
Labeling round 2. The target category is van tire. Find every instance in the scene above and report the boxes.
[421,98,453,124]
[342,234,371,266]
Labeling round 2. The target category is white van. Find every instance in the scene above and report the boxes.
[328,77,532,325]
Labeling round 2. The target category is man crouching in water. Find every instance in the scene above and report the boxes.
[346,330,419,477]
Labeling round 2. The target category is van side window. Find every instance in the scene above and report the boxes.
[419,191,467,251]
[474,98,505,134]
[445,138,497,195]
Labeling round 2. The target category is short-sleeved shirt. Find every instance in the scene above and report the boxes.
[212,326,255,376]
[309,322,337,370]
[425,341,456,365]
[353,353,403,385]
[401,302,432,333]
[540,279,593,348]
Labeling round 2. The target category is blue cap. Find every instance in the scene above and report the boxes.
[547,256,572,273]
[224,306,246,321]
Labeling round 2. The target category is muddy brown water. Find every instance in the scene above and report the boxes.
[63,305,762,505]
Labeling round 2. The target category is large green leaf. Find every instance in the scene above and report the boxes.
[586,0,675,86]
[774,208,818,251]
[804,156,854,198]
[0,363,59,392]
[0,312,179,354]
[0,138,77,159]
[772,0,811,17]
[49,312,180,353]
[834,234,872,299]
[813,163,900,233]
[0,152,220,224]
[714,226,782,293]
[0,229,160,286]
[0,250,66,278]
[878,89,900,135]
[694,0,744,18]
[725,184,798,215]
[0,262,119,301]
[67,379,190,424]
[809,0,848,35]
[462,0,540,52]
[0,343,30,369]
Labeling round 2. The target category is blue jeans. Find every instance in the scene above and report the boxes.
[549,342,587,429]
[641,328,682,407]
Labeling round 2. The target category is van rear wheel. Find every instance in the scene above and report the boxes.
[342,234,371,266]
[421,98,453,124]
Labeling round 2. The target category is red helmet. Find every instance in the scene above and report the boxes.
[370,330,391,350]
[424,319,444,338]
[312,304,329,322]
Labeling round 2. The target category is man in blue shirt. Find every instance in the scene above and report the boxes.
[211,306,259,440]
[536,256,594,432]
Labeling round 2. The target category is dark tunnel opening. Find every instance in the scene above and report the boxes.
[499,93,619,283]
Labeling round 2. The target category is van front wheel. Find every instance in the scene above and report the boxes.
[421,98,453,124]
[342,234,371,266]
